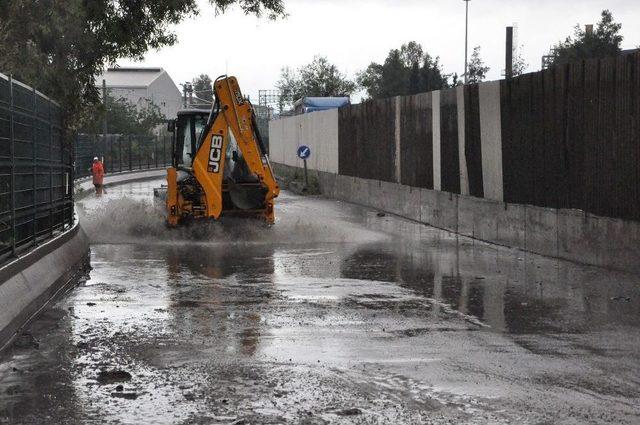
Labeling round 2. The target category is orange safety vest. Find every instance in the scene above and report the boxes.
[92,161,105,185]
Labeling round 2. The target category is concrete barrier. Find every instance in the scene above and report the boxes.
[524,206,559,258]
[1,168,169,351]
[0,222,89,350]
[495,204,526,250]
[420,189,458,232]
[273,162,640,275]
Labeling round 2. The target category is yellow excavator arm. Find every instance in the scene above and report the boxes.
[166,76,280,225]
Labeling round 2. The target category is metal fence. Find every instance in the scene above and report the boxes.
[74,134,171,179]
[0,73,74,263]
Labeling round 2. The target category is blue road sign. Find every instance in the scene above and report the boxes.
[297,145,311,160]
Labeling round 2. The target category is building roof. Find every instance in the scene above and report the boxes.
[97,67,165,88]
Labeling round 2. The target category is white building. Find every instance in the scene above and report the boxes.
[97,67,182,120]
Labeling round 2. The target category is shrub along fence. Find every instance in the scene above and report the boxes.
[0,73,74,263]
[271,52,640,223]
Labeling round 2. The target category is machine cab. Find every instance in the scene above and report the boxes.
[171,109,210,168]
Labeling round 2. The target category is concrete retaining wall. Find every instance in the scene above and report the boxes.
[0,222,89,350]
[274,163,640,275]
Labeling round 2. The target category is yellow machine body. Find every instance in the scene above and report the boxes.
[165,76,279,226]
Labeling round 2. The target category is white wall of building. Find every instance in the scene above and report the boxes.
[148,72,182,119]
[101,69,182,120]
[108,87,148,109]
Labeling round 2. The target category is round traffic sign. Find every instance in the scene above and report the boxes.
[297,145,311,160]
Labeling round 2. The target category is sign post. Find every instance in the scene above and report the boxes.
[297,145,311,190]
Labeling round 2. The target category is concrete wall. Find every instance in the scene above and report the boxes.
[478,81,503,202]
[0,223,89,349]
[432,90,442,191]
[456,86,470,196]
[268,109,339,174]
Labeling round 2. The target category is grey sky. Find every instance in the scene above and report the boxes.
[117,0,640,101]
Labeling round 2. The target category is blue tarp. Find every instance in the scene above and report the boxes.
[295,97,350,114]
[301,97,350,108]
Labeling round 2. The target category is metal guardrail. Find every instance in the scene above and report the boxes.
[74,134,171,179]
[0,73,74,264]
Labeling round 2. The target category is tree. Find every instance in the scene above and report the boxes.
[400,41,424,68]
[379,49,409,97]
[192,74,213,103]
[276,56,356,109]
[0,0,285,125]
[79,95,166,136]
[451,73,462,87]
[275,67,301,112]
[467,46,490,84]
[420,54,449,93]
[358,41,450,99]
[512,45,528,76]
[408,62,421,95]
[549,10,623,65]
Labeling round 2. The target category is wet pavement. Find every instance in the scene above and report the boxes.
[1,179,639,424]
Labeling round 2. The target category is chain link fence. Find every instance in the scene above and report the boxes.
[0,73,74,263]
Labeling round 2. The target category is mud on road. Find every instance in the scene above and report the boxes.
[1,180,639,424]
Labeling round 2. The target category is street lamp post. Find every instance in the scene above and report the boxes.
[464,0,470,84]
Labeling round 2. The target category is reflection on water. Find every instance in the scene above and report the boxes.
[340,240,640,336]
[78,179,640,340]
[162,244,276,357]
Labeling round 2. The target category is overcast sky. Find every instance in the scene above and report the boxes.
[117,0,640,102]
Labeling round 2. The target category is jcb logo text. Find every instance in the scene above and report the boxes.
[208,135,223,173]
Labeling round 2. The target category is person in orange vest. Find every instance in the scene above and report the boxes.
[91,157,106,196]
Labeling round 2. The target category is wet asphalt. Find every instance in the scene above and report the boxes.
[0,179,639,424]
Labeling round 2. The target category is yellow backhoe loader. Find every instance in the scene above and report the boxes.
[157,76,279,226]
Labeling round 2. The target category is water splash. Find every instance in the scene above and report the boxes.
[77,186,388,246]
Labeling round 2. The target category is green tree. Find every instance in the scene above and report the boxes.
[467,46,490,84]
[420,54,449,93]
[79,95,165,135]
[275,67,300,112]
[400,41,424,67]
[0,0,285,125]
[276,56,356,109]
[407,62,421,95]
[379,49,409,97]
[192,74,214,103]
[549,10,623,65]
[358,41,450,99]
[451,73,462,87]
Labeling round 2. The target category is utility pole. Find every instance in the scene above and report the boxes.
[464,0,471,84]
[181,82,193,108]
[505,26,514,79]
[102,79,107,140]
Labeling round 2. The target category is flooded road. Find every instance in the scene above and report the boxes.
[1,179,639,424]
